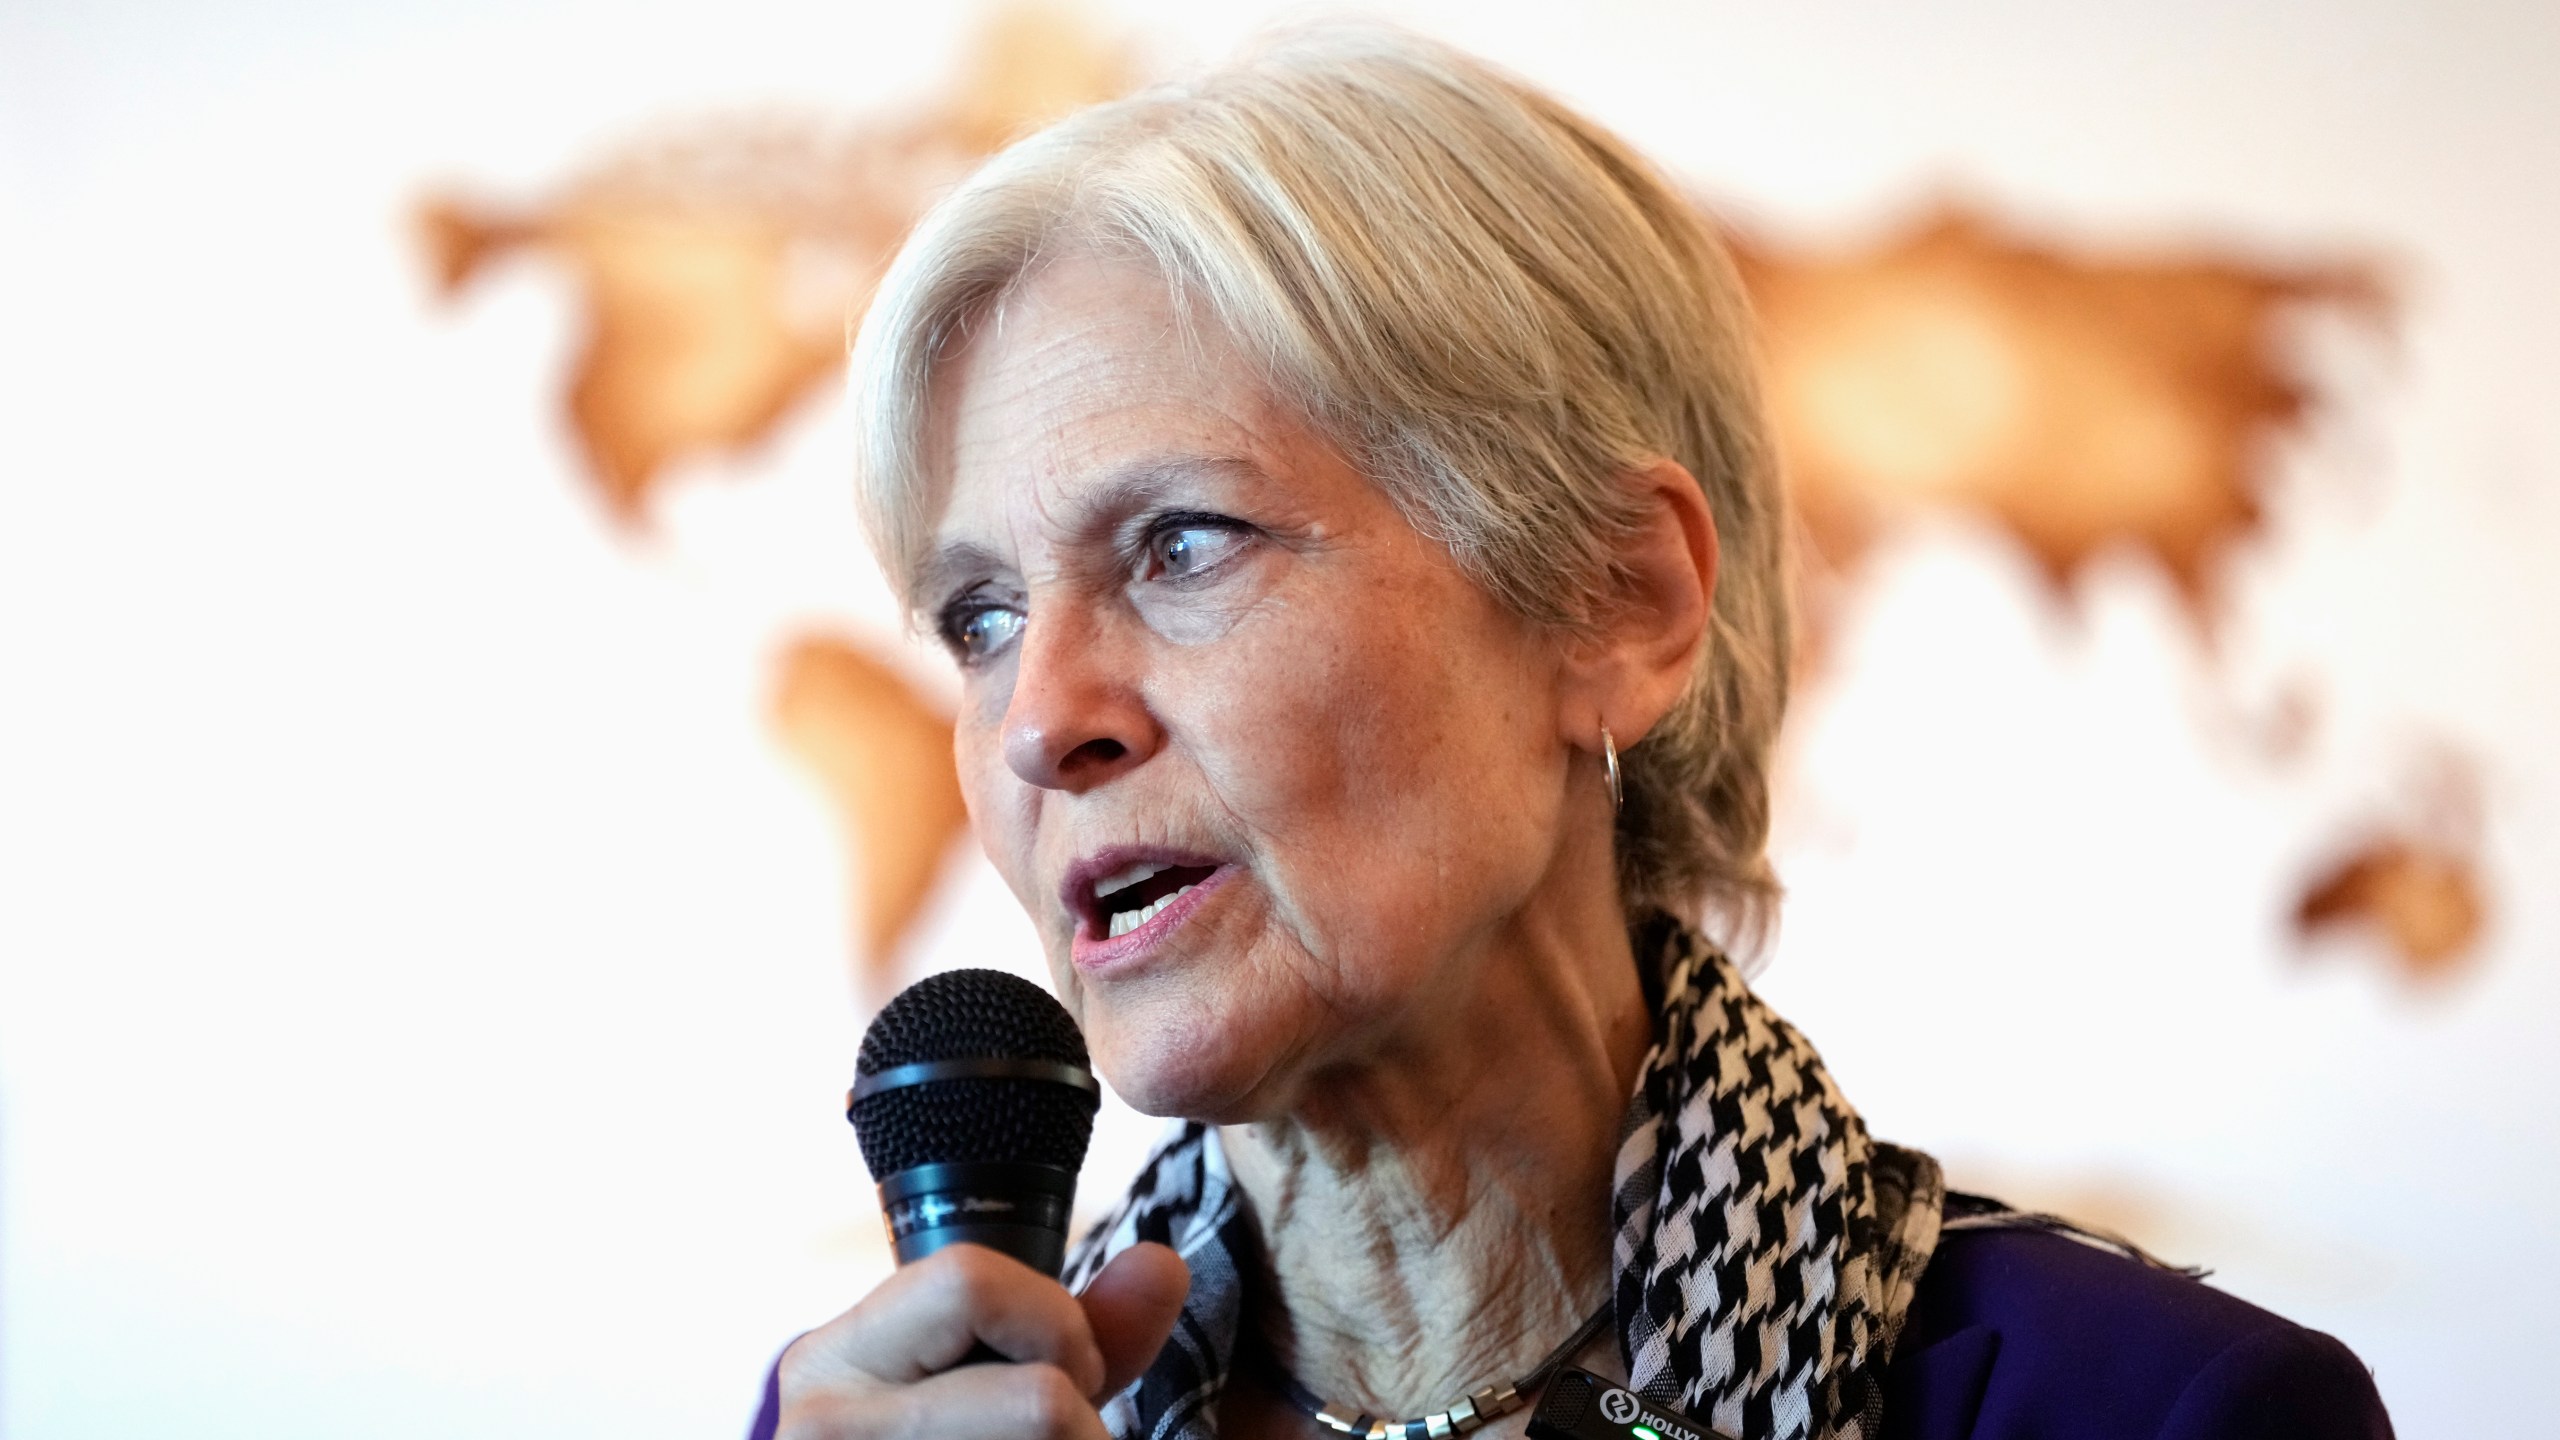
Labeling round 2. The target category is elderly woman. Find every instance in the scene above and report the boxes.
[757,29,2390,1440]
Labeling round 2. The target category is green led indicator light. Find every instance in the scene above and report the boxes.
[1630,1427,1660,1439]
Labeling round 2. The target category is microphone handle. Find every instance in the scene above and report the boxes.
[880,1160,1080,1367]
[879,1160,1079,1277]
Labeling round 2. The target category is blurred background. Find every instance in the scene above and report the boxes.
[2,1,2554,1436]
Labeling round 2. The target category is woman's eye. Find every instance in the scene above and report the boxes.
[1145,521,1245,580]
[942,602,1024,664]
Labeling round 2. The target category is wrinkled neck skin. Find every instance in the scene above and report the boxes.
[1218,814,1653,1436]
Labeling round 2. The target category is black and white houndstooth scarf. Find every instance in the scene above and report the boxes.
[1062,919,1946,1440]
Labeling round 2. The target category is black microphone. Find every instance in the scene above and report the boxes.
[846,968,1102,1277]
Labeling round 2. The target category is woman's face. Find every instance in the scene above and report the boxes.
[923,255,1580,1121]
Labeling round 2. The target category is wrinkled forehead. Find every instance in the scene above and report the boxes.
[905,253,1311,595]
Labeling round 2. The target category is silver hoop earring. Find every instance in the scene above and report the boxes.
[1602,726,1623,814]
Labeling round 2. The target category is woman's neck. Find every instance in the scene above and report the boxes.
[1218,885,1653,1421]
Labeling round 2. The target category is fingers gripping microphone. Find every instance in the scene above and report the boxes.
[847,969,1101,1278]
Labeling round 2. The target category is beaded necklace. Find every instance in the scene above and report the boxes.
[1255,1302,1614,1440]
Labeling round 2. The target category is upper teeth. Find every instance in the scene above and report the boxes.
[1107,882,1200,938]
[1093,861,1171,901]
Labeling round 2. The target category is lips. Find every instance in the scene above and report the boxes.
[1061,847,1232,969]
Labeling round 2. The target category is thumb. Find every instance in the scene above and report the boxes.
[1076,1242,1190,1400]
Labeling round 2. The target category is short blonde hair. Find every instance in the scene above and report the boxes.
[850,26,1789,948]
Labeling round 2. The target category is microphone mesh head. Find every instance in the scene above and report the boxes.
[849,968,1099,1179]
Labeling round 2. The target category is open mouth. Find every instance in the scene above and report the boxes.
[1086,860,1222,940]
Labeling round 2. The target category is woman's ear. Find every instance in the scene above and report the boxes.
[1561,457,1718,748]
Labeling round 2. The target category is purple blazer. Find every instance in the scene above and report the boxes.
[747,1223,2394,1440]
[1879,1224,2393,1439]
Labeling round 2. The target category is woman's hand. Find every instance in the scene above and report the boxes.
[775,1242,1191,1440]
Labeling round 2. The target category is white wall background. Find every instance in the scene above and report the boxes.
[2,2,2554,1436]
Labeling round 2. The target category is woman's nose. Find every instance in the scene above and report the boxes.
[1000,609,1163,792]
